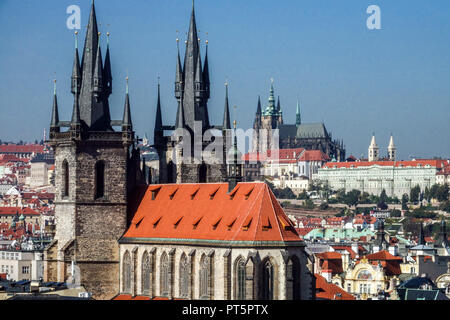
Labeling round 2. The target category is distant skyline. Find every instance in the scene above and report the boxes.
[0,0,449,160]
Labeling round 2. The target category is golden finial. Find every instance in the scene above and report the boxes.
[205,40,209,45]
[185,40,188,44]
[98,32,101,36]
[107,32,110,37]
[270,77,274,84]
[74,31,78,35]
[233,120,237,129]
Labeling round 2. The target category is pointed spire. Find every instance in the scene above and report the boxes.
[175,38,184,99]
[203,40,210,100]
[223,82,231,130]
[71,31,81,95]
[155,81,163,133]
[256,95,262,115]
[296,99,301,127]
[194,47,203,91]
[277,96,281,112]
[103,32,112,97]
[418,222,426,246]
[93,33,104,99]
[388,134,396,149]
[370,133,378,147]
[122,77,132,129]
[71,83,81,126]
[176,89,185,129]
[50,80,60,131]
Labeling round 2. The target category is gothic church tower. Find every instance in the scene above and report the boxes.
[45,2,142,299]
[154,2,229,183]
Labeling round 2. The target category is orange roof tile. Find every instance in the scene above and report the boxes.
[315,274,355,300]
[123,182,301,243]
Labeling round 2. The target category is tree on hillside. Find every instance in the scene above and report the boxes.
[344,190,361,209]
[436,184,449,202]
[410,185,420,204]
[401,194,409,210]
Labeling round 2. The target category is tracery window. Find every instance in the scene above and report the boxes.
[123,251,132,294]
[179,253,189,298]
[142,252,151,295]
[160,252,169,297]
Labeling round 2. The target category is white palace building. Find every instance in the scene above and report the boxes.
[315,135,449,198]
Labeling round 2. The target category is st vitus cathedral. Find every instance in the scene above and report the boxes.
[252,81,346,161]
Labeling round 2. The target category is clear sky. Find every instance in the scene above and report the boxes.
[0,0,449,160]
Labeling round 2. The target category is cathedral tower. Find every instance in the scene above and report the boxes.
[155,1,228,184]
[45,2,142,299]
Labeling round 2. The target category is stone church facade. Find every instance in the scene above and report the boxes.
[44,2,315,300]
[116,183,315,300]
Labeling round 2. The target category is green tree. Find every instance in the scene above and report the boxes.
[430,184,439,200]
[401,194,409,210]
[391,209,402,217]
[319,202,329,210]
[410,185,421,204]
[303,199,315,210]
[297,190,309,200]
[436,184,449,202]
[424,187,431,203]
[440,201,450,213]
[344,189,361,208]
[378,189,388,209]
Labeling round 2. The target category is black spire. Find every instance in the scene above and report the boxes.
[93,38,104,100]
[223,82,231,130]
[176,89,185,129]
[175,39,184,99]
[277,96,281,112]
[203,41,210,100]
[71,84,81,137]
[122,78,132,130]
[155,82,163,133]
[418,222,426,245]
[78,1,112,131]
[71,32,81,95]
[374,220,388,250]
[50,80,60,132]
[253,96,262,129]
[227,120,242,192]
[180,0,209,131]
[103,33,112,98]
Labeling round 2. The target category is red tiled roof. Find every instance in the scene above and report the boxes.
[365,250,402,261]
[0,144,45,154]
[316,252,342,260]
[315,274,355,300]
[242,148,306,163]
[123,182,301,242]
[299,150,330,162]
[323,159,447,169]
[0,207,40,216]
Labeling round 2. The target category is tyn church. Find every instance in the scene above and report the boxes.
[44,1,315,300]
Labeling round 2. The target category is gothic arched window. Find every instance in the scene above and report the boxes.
[199,254,210,299]
[141,251,151,296]
[62,160,69,197]
[179,253,189,299]
[160,252,169,297]
[236,257,246,300]
[123,251,132,294]
[286,256,301,300]
[261,259,274,300]
[95,161,105,199]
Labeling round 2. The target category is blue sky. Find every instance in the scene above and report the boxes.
[0,0,449,160]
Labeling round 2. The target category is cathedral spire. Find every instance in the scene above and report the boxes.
[50,80,60,132]
[223,82,231,130]
[296,99,301,127]
[78,1,112,131]
[71,83,81,128]
[203,40,210,100]
[71,31,81,95]
[122,77,132,130]
[175,38,184,99]
[155,81,163,133]
[103,32,112,98]
[93,33,104,100]
[176,88,185,129]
